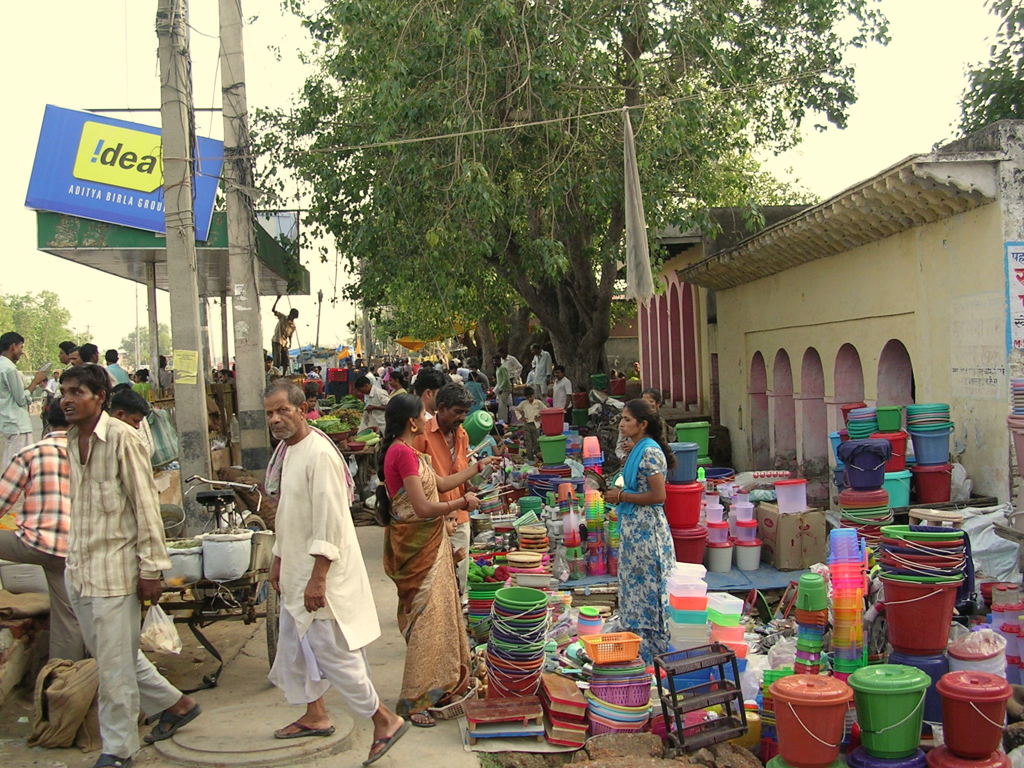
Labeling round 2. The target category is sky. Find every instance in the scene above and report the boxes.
[0,0,998,364]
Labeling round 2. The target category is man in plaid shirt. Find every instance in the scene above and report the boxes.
[0,399,84,661]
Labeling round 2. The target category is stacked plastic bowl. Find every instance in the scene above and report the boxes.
[846,407,879,439]
[906,404,954,504]
[586,656,652,735]
[486,587,549,697]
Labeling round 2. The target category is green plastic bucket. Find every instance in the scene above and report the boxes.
[848,664,929,759]
[463,409,495,445]
[494,586,548,611]
[674,421,710,456]
[876,406,903,432]
[538,434,567,465]
[795,573,828,611]
[590,373,609,391]
[571,408,589,428]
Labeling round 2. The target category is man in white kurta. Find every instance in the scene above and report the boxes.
[264,381,408,765]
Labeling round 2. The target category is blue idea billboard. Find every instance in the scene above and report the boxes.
[25,105,223,241]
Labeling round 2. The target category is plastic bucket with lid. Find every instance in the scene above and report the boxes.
[770,675,852,768]
[705,541,733,572]
[936,671,1011,758]
[872,431,908,472]
[670,526,707,564]
[911,464,951,504]
[882,576,961,654]
[674,421,710,456]
[706,520,730,544]
[909,427,952,465]
[540,408,565,436]
[887,651,947,724]
[538,434,567,465]
[883,470,911,508]
[734,539,761,571]
[925,746,1009,768]
[667,442,699,483]
[849,664,930,759]
[774,478,807,514]
[664,481,702,527]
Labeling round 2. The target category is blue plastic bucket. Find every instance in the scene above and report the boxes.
[667,442,699,484]
[883,470,912,508]
[887,650,948,724]
[829,432,842,462]
[909,427,952,466]
[833,463,847,491]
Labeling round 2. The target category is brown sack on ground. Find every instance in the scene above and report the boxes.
[28,658,99,750]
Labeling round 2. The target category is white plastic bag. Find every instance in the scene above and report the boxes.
[140,604,181,655]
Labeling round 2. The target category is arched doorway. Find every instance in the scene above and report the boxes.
[639,301,651,385]
[682,284,698,407]
[800,348,829,499]
[834,343,865,403]
[772,349,797,467]
[658,294,671,396]
[877,339,915,406]
[669,282,683,404]
[749,352,770,468]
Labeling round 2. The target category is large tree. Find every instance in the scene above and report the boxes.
[119,322,173,370]
[0,292,78,371]
[960,0,1024,134]
[261,0,886,382]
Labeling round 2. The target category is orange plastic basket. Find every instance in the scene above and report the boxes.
[580,632,643,664]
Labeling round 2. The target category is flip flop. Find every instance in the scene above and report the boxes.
[273,722,337,740]
[143,703,202,744]
[409,711,436,728]
[363,719,410,766]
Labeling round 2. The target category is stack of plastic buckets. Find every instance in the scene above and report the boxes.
[990,584,1021,682]
[829,530,867,679]
[847,406,879,438]
[584,489,606,576]
[731,492,760,570]
[707,592,746,659]
[538,407,567,469]
[931,670,1012,767]
[870,407,911,509]
[674,421,711,467]
[667,563,710,648]
[486,587,549,698]
[848,665,930,767]
[768,674,852,768]
[906,404,953,504]
[837,439,893,544]
[582,435,603,475]
[664,441,705,566]
[794,573,828,674]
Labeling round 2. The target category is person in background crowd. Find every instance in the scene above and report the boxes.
[551,365,572,413]
[105,350,131,386]
[303,382,322,420]
[464,361,487,414]
[455,360,471,383]
[493,355,512,423]
[157,355,173,392]
[59,341,78,366]
[263,380,408,763]
[271,297,299,374]
[447,361,462,383]
[132,370,155,402]
[61,365,200,767]
[0,332,48,467]
[514,386,542,461]
[379,394,490,727]
[602,398,675,663]
[641,388,664,411]
[265,354,282,387]
[0,399,85,661]
[500,349,523,385]
[628,361,641,380]
[77,344,117,387]
[388,371,408,397]
[528,344,553,395]
[412,368,446,420]
[412,384,477,594]
[41,369,61,435]
[467,359,489,389]
[110,387,156,460]
[355,375,389,433]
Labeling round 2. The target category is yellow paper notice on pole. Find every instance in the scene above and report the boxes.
[174,349,198,385]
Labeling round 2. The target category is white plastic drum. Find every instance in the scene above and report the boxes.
[947,629,1008,678]
[201,530,253,581]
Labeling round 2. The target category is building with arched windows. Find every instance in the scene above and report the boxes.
[640,121,1024,503]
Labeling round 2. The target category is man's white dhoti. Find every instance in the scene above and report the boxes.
[269,605,380,718]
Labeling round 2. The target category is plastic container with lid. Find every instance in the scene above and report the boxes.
[770,675,852,768]
[705,541,733,573]
[670,526,708,565]
[732,501,755,522]
[704,503,725,523]
[848,664,930,759]
[936,670,1012,759]
[706,520,730,544]
[734,539,761,571]
[734,519,758,542]
[947,629,1007,676]
[774,478,808,514]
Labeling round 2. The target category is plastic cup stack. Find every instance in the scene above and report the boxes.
[584,490,606,576]
[793,573,829,674]
[829,528,868,679]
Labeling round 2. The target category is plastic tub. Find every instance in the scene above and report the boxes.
[948,634,1007,676]
[911,463,952,504]
[909,427,952,466]
[876,406,904,432]
[667,442,699,484]
[872,431,909,472]
[674,421,710,456]
[670,526,707,565]
[705,504,725,523]
[582,436,602,459]
[847,746,926,768]
[887,651,948,724]
[668,594,708,611]
[706,520,730,544]
[590,373,609,391]
[670,608,708,624]
[838,439,892,490]
[609,377,626,396]
[734,539,761,571]
[540,408,565,436]
[882,577,961,654]
[849,664,930,760]
[774,478,808,514]
[202,530,253,581]
[925,746,1009,768]
[664,481,702,527]
[538,434,568,465]
[732,501,755,522]
[937,671,1011,758]
[705,542,733,573]
[571,408,588,428]
[571,391,589,410]
[708,592,744,615]
[734,520,758,542]
[841,402,868,425]
[710,624,744,642]
[883,470,912,508]
[770,675,852,768]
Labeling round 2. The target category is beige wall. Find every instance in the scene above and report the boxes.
[715,202,1010,500]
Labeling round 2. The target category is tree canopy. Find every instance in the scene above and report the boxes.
[960,0,1024,134]
[119,322,173,370]
[0,292,78,372]
[260,0,886,380]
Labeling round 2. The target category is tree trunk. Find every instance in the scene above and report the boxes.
[477,319,497,378]
[505,306,532,363]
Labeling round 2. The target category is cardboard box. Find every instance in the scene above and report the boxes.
[756,502,826,570]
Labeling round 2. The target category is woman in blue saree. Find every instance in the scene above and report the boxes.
[603,398,677,662]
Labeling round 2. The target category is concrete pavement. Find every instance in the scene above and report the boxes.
[0,526,480,768]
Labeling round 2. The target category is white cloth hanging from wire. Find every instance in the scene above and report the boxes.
[623,109,655,302]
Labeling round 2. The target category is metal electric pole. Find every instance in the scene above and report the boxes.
[156,0,214,531]
[219,0,271,469]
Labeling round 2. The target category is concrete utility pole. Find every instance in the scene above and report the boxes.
[219,0,271,468]
[146,263,160,385]
[156,0,213,531]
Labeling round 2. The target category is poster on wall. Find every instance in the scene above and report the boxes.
[25,105,223,241]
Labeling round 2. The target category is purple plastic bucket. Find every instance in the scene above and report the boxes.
[837,439,891,491]
[846,746,926,768]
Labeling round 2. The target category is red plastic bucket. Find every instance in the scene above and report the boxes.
[609,378,626,396]
[936,671,1011,758]
[670,526,707,564]
[871,431,908,472]
[841,402,868,426]
[540,408,565,436]
[571,392,589,409]
[770,675,852,768]
[910,463,952,504]
[664,482,702,528]
[882,577,961,654]
[926,746,1009,768]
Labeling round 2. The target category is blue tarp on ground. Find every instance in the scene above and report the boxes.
[560,563,807,593]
